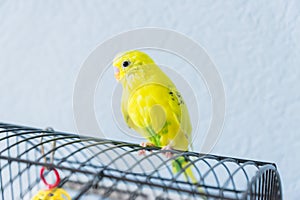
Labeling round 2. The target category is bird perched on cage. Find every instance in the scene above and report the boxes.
[113,50,192,152]
[112,50,203,188]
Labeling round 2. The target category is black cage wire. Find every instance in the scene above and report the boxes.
[0,122,282,200]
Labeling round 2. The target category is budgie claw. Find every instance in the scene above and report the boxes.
[138,142,154,156]
[138,149,146,156]
[162,145,173,158]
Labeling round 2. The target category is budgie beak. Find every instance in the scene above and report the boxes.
[114,67,120,81]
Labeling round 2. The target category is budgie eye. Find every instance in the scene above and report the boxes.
[122,60,130,68]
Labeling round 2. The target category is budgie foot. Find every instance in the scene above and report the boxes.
[162,145,173,158]
[138,142,154,156]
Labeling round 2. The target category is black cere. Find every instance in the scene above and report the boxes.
[122,60,130,68]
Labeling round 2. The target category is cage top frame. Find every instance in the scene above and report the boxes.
[0,122,282,200]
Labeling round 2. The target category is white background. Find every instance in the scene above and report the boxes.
[0,1,299,199]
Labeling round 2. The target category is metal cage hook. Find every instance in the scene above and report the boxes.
[40,127,57,166]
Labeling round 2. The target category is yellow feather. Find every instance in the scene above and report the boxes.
[149,104,166,133]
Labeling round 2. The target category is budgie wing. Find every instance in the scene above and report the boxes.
[125,84,191,150]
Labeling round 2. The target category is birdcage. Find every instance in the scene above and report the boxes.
[0,122,282,200]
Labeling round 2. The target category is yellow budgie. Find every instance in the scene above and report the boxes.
[113,50,205,196]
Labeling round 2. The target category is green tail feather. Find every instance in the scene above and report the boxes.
[172,156,207,199]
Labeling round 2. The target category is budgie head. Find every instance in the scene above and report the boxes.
[113,50,155,81]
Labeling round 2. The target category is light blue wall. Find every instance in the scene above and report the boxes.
[0,1,299,198]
